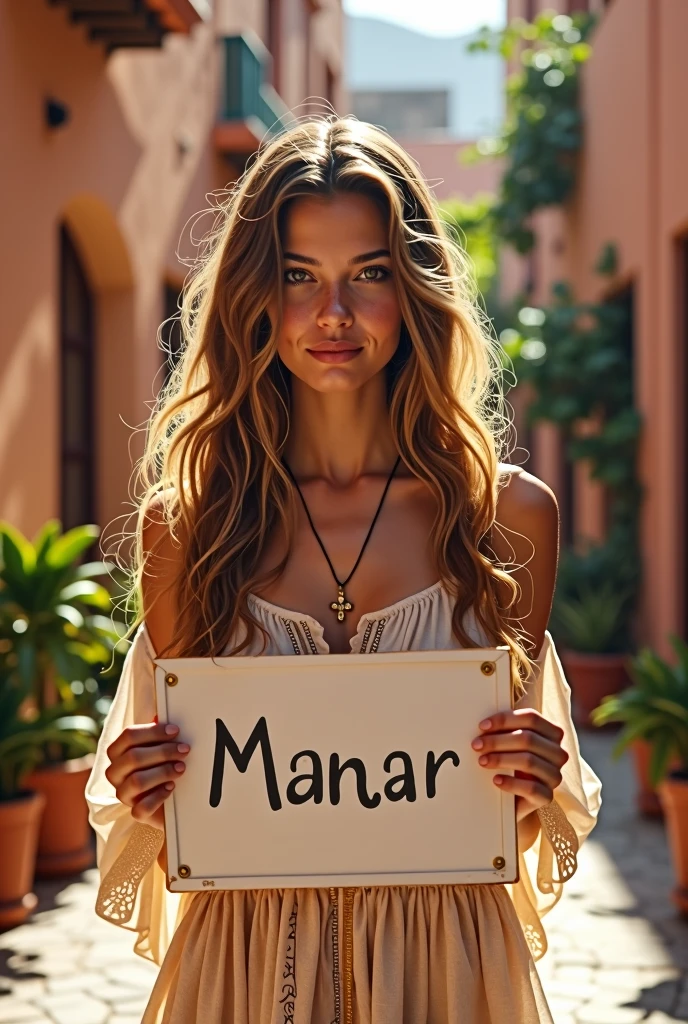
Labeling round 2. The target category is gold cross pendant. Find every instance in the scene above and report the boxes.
[330,585,353,623]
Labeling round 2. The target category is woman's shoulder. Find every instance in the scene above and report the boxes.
[496,463,559,533]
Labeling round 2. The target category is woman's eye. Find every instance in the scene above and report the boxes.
[356,265,390,282]
[284,268,312,285]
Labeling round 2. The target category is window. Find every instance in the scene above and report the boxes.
[524,0,537,21]
[59,226,95,531]
[161,283,184,391]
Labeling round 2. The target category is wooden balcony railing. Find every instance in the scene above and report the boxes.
[214,34,288,157]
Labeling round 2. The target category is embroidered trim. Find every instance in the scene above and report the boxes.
[95,822,163,924]
[280,897,298,1023]
[299,621,319,655]
[358,621,374,655]
[369,618,387,653]
[282,618,302,655]
[329,888,341,1024]
[537,799,579,881]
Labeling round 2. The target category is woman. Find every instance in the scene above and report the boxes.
[86,117,602,1024]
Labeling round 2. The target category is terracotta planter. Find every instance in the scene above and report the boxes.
[560,649,629,728]
[24,753,95,878]
[631,739,664,816]
[658,772,688,915]
[0,790,46,929]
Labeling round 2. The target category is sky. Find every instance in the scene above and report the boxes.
[342,0,506,38]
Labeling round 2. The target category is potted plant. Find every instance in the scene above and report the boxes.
[0,659,100,927]
[592,637,688,911]
[0,520,122,877]
[552,580,633,728]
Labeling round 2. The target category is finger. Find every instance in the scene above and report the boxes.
[479,709,565,746]
[106,740,189,788]
[492,772,553,809]
[130,781,175,823]
[106,722,180,763]
[477,750,562,790]
[118,759,187,806]
[472,729,568,769]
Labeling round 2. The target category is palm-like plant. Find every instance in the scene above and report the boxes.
[551,582,633,654]
[591,636,688,786]
[0,663,98,800]
[0,520,125,762]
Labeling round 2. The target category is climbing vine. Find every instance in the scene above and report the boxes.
[459,12,643,650]
[466,11,596,253]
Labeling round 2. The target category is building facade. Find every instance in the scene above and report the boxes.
[503,0,688,654]
[1,0,343,546]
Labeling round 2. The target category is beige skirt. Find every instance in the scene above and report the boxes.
[142,884,553,1024]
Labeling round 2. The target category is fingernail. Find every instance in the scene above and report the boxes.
[494,775,504,785]
[165,724,179,735]
[165,781,175,790]
[479,755,488,766]
[471,738,484,750]
[153,714,159,724]
[177,743,190,754]
[174,762,186,773]
[479,719,492,730]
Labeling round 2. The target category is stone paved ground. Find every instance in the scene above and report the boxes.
[0,731,686,1024]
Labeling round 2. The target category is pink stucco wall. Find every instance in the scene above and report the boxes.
[0,0,343,543]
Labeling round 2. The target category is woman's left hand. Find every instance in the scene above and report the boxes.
[471,709,569,822]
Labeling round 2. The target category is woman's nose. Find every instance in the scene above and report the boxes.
[316,284,354,329]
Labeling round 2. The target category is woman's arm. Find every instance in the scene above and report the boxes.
[476,465,563,851]
[139,493,186,870]
[492,463,560,660]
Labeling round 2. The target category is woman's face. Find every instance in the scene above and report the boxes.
[272,192,403,393]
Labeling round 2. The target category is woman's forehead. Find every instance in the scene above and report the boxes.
[281,193,389,255]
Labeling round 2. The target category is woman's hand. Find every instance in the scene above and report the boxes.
[105,721,190,830]
[471,709,568,822]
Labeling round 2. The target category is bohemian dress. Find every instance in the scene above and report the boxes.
[86,581,602,1024]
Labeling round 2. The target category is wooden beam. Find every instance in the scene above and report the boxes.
[89,26,165,46]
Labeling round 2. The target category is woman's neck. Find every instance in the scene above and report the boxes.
[284,373,398,485]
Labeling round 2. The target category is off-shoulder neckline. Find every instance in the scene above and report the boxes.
[247,579,445,641]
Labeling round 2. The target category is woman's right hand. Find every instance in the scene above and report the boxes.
[105,722,190,830]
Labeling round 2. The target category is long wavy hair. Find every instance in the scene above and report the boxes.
[127,116,533,688]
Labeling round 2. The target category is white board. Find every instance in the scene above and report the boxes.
[154,648,518,891]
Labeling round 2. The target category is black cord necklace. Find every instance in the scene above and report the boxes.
[283,455,401,623]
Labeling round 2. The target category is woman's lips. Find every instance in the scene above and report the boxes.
[307,347,363,364]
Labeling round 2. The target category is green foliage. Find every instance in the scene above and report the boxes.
[502,255,642,651]
[592,637,688,784]
[550,581,634,655]
[0,520,126,763]
[0,682,98,801]
[466,11,597,253]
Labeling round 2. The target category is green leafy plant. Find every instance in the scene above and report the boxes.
[501,254,642,652]
[550,581,634,655]
[592,637,688,784]
[0,520,125,762]
[466,11,596,253]
[0,663,98,800]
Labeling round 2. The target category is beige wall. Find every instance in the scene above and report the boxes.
[395,141,503,203]
[0,0,343,544]
[503,0,688,652]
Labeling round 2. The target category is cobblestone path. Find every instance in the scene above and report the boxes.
[0,732,686,1023]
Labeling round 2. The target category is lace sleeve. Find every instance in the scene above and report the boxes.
[507,631,602,960]
[85,624,183,965]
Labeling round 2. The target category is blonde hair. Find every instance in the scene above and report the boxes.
[129,116,532,687]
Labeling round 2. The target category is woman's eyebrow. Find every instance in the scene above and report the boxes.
[282,248,391,267]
